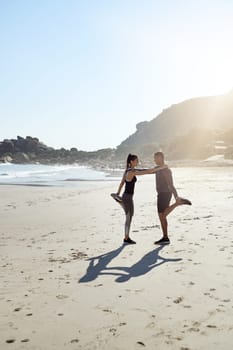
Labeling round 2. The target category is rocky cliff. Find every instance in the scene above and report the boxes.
[0,136,114,165]
[116,90,233,160]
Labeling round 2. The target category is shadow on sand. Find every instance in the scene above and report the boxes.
[79,244,182,283]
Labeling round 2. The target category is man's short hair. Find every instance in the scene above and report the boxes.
[154,151,164,159]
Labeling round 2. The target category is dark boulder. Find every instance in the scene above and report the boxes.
[0,140,14,155]
[12,152,30,163]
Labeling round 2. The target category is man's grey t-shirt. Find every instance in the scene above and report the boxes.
[155,168,173,194]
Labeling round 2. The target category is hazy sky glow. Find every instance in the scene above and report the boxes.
[1,0,233,150]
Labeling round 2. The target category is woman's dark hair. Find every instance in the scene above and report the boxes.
[126,153,138,169]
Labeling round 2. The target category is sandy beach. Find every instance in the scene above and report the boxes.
[1,167,233,350]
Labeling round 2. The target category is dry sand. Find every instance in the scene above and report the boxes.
[0,167,233,350]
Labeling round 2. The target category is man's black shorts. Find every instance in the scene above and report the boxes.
[157,192,172,213]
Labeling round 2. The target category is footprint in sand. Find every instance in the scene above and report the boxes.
[102,308,112,313]
[6,339,16,344]
[137,341,146,346]
[14,307,22,312]
[109,328,117,335]
[141,225,159,231]
[206,324,217,328]
[135,289,144,293]
[174,297,183,304]
[56,295,69,300]
[70,339,79,343]
[146,322,155,329]
[188,327,200,332]
[69,251,88,260]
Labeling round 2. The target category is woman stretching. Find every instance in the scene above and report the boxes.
[111,153,167,244]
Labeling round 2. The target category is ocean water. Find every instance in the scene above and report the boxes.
[0,163,120,187]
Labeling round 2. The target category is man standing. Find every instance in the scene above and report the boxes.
[154,152,191,244]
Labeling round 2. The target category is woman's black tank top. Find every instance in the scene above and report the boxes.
[124,169,137,195]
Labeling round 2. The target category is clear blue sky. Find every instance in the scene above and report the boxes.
[1,0,233,150]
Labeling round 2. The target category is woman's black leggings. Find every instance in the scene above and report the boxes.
[122,193,134,237]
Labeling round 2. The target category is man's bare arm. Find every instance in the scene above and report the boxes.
[164,169,178,199]
[127,165,168,179]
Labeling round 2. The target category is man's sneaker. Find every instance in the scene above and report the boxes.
[124,237,136,244]
[154,237,170,245]
[179,197,192,205]
[111,193,123,203]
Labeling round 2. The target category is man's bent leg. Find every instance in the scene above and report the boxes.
[163,196,188,217]
[163,202,179,217]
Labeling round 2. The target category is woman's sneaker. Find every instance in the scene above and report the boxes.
[124,237,136,244]
[111,193,123,203]
[154,237,170,245]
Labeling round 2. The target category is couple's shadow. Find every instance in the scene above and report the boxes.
[79,244,182,283]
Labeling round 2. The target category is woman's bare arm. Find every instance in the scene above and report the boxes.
[126,164,168,180]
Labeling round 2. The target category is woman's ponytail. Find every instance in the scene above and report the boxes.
[126,153,138,169]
